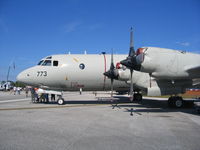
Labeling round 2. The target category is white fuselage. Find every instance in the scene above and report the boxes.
[17,50,196,96]
[17,54,132,91]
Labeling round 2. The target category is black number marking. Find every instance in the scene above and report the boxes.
[44,71,47,76]
[37,71,47,77]
[37,71,40,77]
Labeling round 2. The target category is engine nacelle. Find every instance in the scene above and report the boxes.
[117,69,130,81]
[147,86,185,96]
[147,87,161,96]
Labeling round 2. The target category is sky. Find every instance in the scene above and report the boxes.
[0,0,200,81]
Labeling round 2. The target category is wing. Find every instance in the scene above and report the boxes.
[185,65,200,76]
[155,78,193,88]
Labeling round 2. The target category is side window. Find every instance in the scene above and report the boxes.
[53,61,58,66]
[79,63,85,70]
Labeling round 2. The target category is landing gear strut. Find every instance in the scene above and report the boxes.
[134,93,143,101]
[168,96,184,108]
[129,92,143,102]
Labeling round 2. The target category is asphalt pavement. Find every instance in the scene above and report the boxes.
[0,91,200,150]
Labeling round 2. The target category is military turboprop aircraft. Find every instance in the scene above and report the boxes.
[16,52,146,104]
[121,28,200,108]
[17,28,196,108]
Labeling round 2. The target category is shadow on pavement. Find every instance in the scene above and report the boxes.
[40,95,199,115]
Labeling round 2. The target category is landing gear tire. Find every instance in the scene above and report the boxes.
[57,98,64,105]
[174,97,183,108]
[168,96,183,108]
[134,94,142,101]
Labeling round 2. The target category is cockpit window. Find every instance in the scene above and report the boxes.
[46,56,52,59]
[42,60,52,66]
[37,60,44,65]
[53,61,58,66]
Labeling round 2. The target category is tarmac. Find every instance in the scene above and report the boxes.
[0,91,200,150]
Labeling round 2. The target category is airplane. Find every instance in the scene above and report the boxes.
[16,52,143,104]
[121,28,200,108]
[17,29,195,108]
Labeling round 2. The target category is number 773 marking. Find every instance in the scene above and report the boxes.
[37,71,47,77]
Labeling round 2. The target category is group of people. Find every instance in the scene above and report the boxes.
[13,86,22,95]
[30,88,56,103]
[12,86,58,103]
[12,86,30,97]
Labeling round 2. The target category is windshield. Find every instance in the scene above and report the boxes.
[42,60,52,66]
[37,60,44,65]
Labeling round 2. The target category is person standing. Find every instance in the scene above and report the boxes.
[17,87,21,95]
[13,86,17,95]
[51,94,55,102]
[25,86,29,97]
[31,87,35,103]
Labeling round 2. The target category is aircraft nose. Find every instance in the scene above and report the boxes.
[16,71,25,83]
[16,70,30,84]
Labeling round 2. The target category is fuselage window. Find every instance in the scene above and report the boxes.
[53,61,59,66]
[79,63,85,70]
[37,60,44,65]
[42,60,52,66]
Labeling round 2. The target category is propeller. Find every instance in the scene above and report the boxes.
[120,27,136,101]
[103,49,119,97]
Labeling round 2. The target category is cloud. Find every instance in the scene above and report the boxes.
[64,21,82,33]
[63,21,104,33]
[176,42,190,47]
[88,23,104,31]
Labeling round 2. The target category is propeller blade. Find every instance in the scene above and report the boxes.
[110,49,114,98]
[130,69,134,101]
[111,78,114,97]
[129,27,135,57]
[110,49,115,71]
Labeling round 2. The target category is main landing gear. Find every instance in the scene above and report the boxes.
[134,93,143,101]
[129,93,143,102]
[168,96,184,108]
